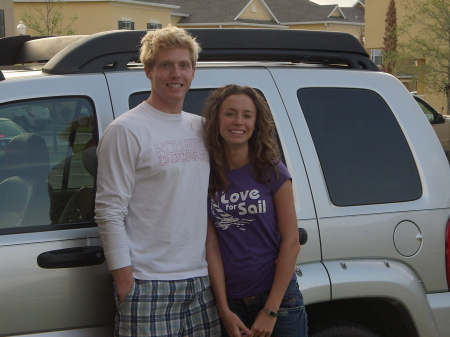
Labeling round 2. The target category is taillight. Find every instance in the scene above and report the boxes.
[446,220,450,290]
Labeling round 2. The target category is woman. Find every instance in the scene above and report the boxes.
[203,84,308,337]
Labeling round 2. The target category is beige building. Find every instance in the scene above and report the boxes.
[0,0,14,37]
[168,0,365,41]
[12,0,365,38]
[365,0,446,113]
[12,0,178,35]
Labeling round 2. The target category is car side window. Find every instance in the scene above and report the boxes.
[298,88,422,206]
[418,101,435,123]
[129,89,209,116]
[0,97,97,232]
[414,97,437,124]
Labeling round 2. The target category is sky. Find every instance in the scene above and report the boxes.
[311,0,357,6]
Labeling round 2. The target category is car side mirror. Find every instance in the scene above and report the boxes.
[436,113,446,124]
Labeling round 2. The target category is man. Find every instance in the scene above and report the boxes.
[95,26,220,337]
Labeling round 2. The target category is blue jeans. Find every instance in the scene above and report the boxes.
[222,280,308,337]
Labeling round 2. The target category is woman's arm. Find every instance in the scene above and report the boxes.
[206,218,251,337]
[251,179,300,336]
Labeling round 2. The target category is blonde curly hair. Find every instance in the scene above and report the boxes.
[140,25,201,70]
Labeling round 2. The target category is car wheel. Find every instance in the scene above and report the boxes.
[310,324,380,337]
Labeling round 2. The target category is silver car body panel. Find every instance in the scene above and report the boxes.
[295,262,331,305]
[427,292,450,337]
[1,63,449,336]
[0,74,115,336]
[14,326,114,337]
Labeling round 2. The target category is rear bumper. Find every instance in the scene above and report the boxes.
[427,292,450,337]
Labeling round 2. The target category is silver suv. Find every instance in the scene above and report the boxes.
[0,29,449,337]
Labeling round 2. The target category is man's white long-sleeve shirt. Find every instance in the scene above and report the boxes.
[95,102,210,280]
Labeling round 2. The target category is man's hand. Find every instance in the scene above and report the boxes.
[111,266,134,303]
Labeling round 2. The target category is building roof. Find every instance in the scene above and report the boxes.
[264,0,364,24]
[144,0,364,27]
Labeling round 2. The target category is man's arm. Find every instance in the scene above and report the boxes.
[95,124,137,289]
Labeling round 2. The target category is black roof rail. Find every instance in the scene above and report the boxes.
[44,29,378,74]
[191,29,377,70]
[17,35,86,64]
[43,30,144,74]
[2,29,379,74]
[0,35,49,65]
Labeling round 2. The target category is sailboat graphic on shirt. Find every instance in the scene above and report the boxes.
[210,199,254,231]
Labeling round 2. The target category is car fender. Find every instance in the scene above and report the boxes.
[295,262,331,305]
[323,259,439,337]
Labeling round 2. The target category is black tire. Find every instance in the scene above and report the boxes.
[310,324,380,337]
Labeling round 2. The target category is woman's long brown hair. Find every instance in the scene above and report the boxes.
[203,84,280,198]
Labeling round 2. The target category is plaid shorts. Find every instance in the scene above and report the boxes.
[115,276,220,337]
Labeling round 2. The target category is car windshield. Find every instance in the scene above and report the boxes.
[0,119,25,138]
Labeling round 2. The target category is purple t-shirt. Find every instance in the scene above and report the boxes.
[208,161,293,298]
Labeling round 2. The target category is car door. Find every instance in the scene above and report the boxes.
[271,67,450,297]
[105,66,329,304]
[0,73,115,336]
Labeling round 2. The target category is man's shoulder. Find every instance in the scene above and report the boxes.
[183,111,203,125]
[112,103,150,126]
[183,112,204,132]
[183,111,202,119]
[121,102,147,117]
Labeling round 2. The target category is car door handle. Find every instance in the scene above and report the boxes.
[299,228,308,245]
[37,246,105,269]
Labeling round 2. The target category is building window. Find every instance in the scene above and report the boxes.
[371,49,383,66]
[118,20,134,30]
[0,10,5,38]
[147,23,162,30]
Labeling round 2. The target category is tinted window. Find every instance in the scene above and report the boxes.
[129,89,210,116]
[298,88,422,206]
[0,97,97,232]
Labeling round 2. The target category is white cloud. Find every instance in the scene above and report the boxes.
[310,0,357,6]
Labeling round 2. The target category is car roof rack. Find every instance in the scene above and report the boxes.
[0,35,46,66]
[0,29,379,75]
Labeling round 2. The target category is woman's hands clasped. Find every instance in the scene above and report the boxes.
[221,310,252,337]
